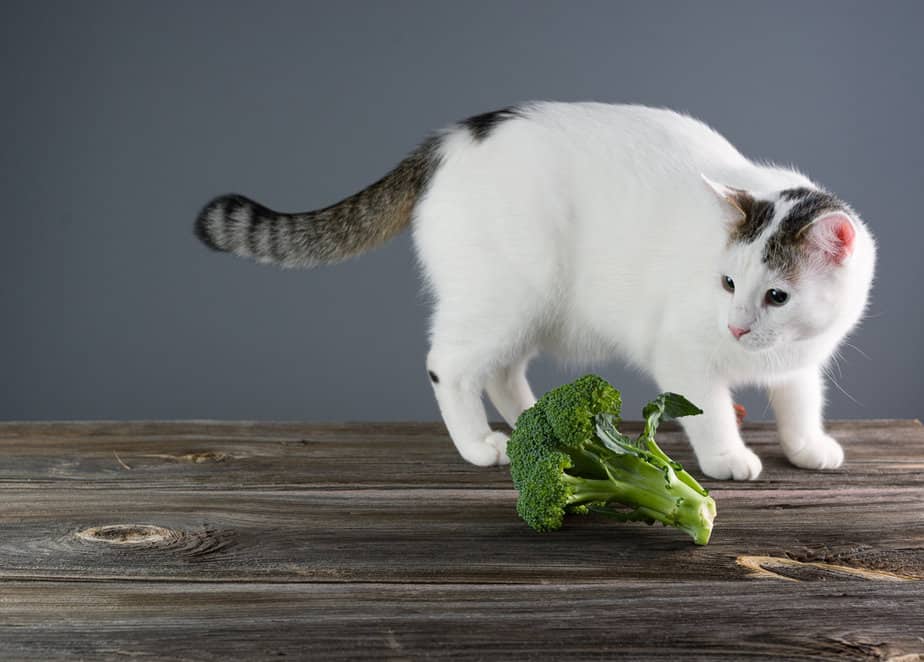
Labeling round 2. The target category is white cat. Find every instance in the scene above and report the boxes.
[196,102,876,480]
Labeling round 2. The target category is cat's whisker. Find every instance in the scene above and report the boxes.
[761,391,773,419]
[829,349,844,380]
[843,341,871,361]
[822,365,863,408]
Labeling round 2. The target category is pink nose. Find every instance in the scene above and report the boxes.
[728,325,750,340]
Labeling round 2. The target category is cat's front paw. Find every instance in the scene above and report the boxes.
[457,431,510,467]
[697,445,762,481]
[782,432,844,470]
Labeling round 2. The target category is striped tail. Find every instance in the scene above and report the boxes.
[194,135,441,268]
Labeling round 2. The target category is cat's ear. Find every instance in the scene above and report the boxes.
[700,174,750,227]
[801,211,856,265]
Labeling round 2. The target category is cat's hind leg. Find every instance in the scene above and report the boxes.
[426,343,511,467]
[485,353,538,427]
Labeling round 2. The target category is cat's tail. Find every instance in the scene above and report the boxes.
[194,135,442,268]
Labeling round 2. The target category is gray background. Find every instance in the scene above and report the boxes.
[3,1,921,423]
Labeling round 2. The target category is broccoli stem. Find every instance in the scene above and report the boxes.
[561,435,717,545]
[638,433,710,498]
[596,410,710,498]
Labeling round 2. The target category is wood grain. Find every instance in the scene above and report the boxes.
[0,420,921,490]
[0,420,922,660]
[1,581,922,661]
[0,486,921,583]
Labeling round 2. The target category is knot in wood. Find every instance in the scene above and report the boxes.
[73,524,235,559]
[176,451,227,463]
[736,554,914,582]
[76,524,176,545]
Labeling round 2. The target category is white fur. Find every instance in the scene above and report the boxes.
[412,102,876,478]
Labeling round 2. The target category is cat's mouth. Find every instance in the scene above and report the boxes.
[736,332,778,352]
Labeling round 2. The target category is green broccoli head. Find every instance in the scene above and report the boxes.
[507,375,716,545]
[538,374,622,448]
[507,398,586,531]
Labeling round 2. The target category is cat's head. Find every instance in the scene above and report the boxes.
[704,176,876,353]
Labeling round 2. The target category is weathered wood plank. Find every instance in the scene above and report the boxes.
[0,485,920,583]
[0,420,921,490]
[1,420,922,660]
[0,581,921,660]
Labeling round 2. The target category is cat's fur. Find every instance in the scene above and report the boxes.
[196,102,876,480]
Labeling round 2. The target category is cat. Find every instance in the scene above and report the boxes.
[195,102,876,480]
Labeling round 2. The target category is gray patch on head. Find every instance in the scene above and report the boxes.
[779,187,815,201]
[763,189,846,275]
[729,191,776,244]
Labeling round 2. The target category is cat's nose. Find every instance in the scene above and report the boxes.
[728,324,751,340]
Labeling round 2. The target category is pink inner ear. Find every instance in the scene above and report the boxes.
[811,212,855,264]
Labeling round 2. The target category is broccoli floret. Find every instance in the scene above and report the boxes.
[507,375,717,545]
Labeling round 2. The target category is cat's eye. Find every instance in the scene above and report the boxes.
[766,289,789,306]
[721,275,735,293]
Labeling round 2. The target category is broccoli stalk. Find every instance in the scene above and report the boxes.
[507,375,717,545]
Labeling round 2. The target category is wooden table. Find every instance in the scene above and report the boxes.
[0,420,922,660]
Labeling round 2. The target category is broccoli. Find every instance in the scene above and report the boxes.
[507,374,717,545]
